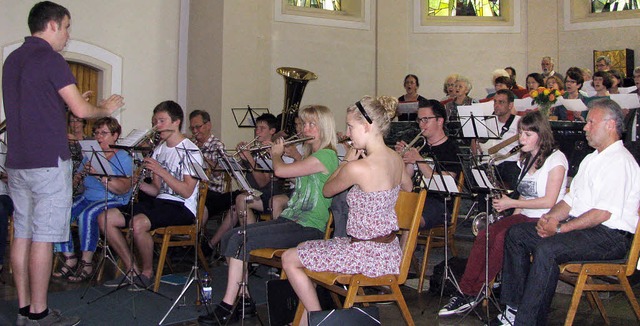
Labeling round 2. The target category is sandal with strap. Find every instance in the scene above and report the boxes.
[52,254,78,279]
[68,259,95,283]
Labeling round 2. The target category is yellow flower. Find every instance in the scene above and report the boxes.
[531,90,539,98]
[543,89,550,96]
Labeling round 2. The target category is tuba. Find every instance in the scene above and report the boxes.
[277,67,317,136]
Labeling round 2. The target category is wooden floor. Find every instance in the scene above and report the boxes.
[1,216,640,325]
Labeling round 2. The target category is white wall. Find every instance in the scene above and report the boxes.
[0,0,182,134]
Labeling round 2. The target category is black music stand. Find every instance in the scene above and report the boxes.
[75,142,130,299]
[214,147,264,326]
[232,106,270,128]
[88,139,171,308]
[457,103,501,142]
[158,145,208,325]
[458,154,509,324]
[415,157,470,312]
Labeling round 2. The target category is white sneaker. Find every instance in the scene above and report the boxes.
[488,307,516,326]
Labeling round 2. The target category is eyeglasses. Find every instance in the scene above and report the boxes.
[69,118,84,123]
[355,101,373,124]
[93,131,113,137]
[189,124,203,131]
[416,116,437,124]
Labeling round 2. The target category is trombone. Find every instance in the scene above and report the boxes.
[248,136,314,153]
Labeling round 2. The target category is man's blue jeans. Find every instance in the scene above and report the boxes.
[500,222,631,326]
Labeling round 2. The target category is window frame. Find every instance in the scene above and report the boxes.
[275,0,371,30]
[564,0,640,31]
[413,0,521,33]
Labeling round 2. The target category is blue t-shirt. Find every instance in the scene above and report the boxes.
[2,36,76,168]
[81,149,133,205]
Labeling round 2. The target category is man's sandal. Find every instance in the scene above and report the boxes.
[68,259,95,283]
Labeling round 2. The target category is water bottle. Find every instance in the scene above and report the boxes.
[202,272,212,304]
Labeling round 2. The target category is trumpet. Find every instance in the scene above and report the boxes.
[248,136,314,153]
[400,130,427,155]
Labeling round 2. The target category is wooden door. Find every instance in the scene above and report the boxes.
[67,61,100,136]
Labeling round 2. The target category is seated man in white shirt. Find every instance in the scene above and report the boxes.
[492,98,640,326]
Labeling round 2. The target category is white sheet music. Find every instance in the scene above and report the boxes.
[618,86,637,94]
[423,174,459,193]
[79,140,114,176]
[514,98,535,112]
[117,129,150,147]
[458,101,499,138]
[582,82,597,97]
[557,98,588,112]
[610,93,640,109]
[471,168,495,190]
[397,101,419,115]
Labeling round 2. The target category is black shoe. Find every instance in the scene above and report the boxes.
[198,303,239,325]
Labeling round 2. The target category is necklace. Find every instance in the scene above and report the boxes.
[428,135,447,147]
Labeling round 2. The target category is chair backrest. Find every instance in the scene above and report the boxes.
[448,172,465,228]
[624,209,640,276]
[396,189,427,284]
[196,182,209,230]
[323,211,334,240]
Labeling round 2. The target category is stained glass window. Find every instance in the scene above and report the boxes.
[426,0,501,17]
[591,0,639,13]
[287,0,341,11]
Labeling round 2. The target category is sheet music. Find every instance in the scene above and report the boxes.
[458,101,499,139]
[514,98,535,112]
[618,86,637,94]
[397,101,419,115]
[610,93,640,109]
[78,140,115,176]
[557,98,588,112]
[177,146,209,182]
[485,87,496,95]
[423,174,459,193]
[117,129,150,147]
[471,168,495,190]
[582,82,597,97]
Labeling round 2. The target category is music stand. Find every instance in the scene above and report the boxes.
[458,154,508,324]
[214,147,263,325]
[457,103,501,141]
[232,106,270,128]
[88,139,170,307]
[415,157,469,313]
[75,141,130,299]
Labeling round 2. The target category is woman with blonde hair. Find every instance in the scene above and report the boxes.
[282,96,413,326]
[199,105,339,325]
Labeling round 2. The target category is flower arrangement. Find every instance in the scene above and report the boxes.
[529,87,563,116]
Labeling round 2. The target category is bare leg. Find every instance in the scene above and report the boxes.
[98,208,133,273]
[270,194,289,219]
[282,248,321,326]
[11,238,31,309]
[208,208,238,248]
[131,214,153,277]
[28,241,53,314]
[221,257,244,305]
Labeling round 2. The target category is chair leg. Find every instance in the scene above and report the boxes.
[564,272,589,326]
[449,231,458,257]
[197,246,211,274]
[620,275,640,322]
[154,235,171,292]
[390,282,415,326]
[292,300,305,326]
[418,236,433,293]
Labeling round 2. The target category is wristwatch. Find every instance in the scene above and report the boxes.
[556,225,562,234]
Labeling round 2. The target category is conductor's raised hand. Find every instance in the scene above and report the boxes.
[99,94,125,115]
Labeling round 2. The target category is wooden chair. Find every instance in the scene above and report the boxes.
[151,182,211,292]
[558,211,640,326]
[249,212,333,279]
[292,190,427,326]
[416,172,465,293]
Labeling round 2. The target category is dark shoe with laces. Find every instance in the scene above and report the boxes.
[438,295,477,316]
[198,303,239,325]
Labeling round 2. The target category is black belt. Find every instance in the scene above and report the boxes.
[615,229,634,240]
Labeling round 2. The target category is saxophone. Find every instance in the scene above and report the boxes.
[471,144,523,236]
[131,128,164,202]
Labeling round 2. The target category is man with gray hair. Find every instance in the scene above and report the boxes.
[595,55,612,72]
[541,56,563,80]
[490,98,640,325]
